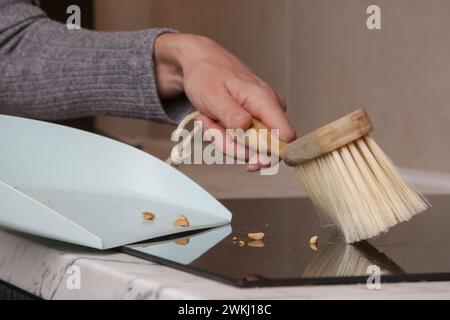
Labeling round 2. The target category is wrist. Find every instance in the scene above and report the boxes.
[154,33,185,99]
[154,33,221,99]
[157,33,219,70]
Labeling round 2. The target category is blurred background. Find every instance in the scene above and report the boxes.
[41,0,450,176]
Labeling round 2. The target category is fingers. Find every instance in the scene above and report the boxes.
[246,163,261,172]
[196,114,276,171]
[199,82,292,142]
[274,90,287,112]
[203,88,252,130]
[225,80,296,143]
[246,153,272,172]
[196,113,248,161]
[242,85,297,143]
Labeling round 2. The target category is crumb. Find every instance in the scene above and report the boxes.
[175,238,190,246]
[232,236,238,241]
[142,212,155,221]
[309,235,319,244]
[173,214,190,227]
[244,274,263,281]
[248,232,265,240]
[238,240,245,247]
[248,240,265,248]
[309,236,319,251]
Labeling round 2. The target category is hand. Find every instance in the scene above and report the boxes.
[154,33,297,171]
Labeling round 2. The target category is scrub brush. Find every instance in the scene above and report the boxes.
[247,108,429,243]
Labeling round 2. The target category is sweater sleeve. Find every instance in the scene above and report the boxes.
[0,0,194,125]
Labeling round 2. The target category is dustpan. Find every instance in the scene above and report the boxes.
[0,115,232,250]
[124,224,232,265]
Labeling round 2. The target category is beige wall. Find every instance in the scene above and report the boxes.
[95,0,450,172]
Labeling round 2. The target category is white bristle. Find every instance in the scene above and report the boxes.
[302,241,391,278]
[295,135,429,243]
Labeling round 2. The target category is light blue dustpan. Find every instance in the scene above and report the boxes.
[125,224,232,265]
[0,115,231,249]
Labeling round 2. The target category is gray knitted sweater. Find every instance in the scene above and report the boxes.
[0,0,193,124]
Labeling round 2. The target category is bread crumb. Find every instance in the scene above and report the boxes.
[238,240,245,247]
[142,212,155,221]
[309,236,319,251]
[173,214,190,227]
[248,240,265,248]
[248,232,265,240]
[309,235,319,244]
[175,238,190,245]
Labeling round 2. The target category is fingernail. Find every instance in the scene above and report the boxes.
[258,154,271,166]
[246,165,260,172]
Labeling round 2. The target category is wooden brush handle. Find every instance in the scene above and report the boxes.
[237,118,288,158]
[250,118,288,154]
[240,108,373,166]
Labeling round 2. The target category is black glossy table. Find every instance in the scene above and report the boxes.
[122,195,449,287]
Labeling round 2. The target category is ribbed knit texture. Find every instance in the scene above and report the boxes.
[0,0,194,125]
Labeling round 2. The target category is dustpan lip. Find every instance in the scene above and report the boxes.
[0,179,104,249]
[0,180,231,250]
[104,221,231,250]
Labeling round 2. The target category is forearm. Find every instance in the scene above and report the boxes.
[0,0,193,124]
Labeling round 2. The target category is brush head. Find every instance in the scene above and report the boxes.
[242,108,429,243]
[282,108,374,167]
[302,239,399,278]
[295,135,429,243]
